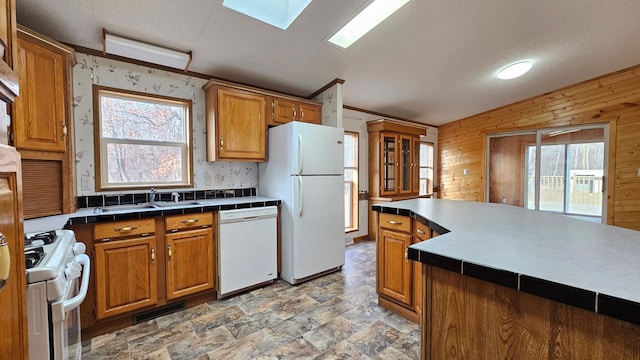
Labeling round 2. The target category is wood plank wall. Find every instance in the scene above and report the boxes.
[439,64,640,230]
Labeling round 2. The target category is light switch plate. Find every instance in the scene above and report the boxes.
[637,168,640,177]
[81,177,92,190]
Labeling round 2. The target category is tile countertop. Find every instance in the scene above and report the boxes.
[24,196,281,234]
[373,198,640,325]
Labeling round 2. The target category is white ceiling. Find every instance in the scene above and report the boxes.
[15,0,640,126]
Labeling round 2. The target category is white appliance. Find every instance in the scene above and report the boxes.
[25,230,90,360]
[259,121,345,284]
[218,206,278,297]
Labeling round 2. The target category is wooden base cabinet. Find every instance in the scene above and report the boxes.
[94,219,158,320]
[376,213,434,324]
[165,213,214,300]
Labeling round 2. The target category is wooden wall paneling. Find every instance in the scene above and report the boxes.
[439,64,640,230]
[424,266,640,359]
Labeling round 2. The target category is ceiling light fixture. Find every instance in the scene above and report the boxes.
[328,0,411,49]
[497,61,533,80]
[103,30,192,71]
[222,0,312,30]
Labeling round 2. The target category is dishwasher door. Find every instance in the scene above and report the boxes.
[218,206,278,297]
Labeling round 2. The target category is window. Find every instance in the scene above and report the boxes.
[344,131,359,232]
[94,85,193,191]
[419,142,434,195]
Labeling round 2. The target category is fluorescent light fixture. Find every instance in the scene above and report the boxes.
[222,0,312,30]
[103,31,192,71]
[328,0,411,49]
[497,61,533,80]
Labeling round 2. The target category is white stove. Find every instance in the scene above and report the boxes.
[25,229,90,360]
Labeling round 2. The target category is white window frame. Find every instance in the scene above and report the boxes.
[94,85,193,191]
[344,131,359,233]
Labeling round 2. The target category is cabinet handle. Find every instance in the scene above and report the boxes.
[180,219,199,224]
[405,248,408,259]
[293,109,297,119]
[219,137,224,150]
[387,220,403,225]
[61,122,67,140]
[168,245,172,259]
[417,228,426,235]
[151,247,155,264]
[114,226,138,232]
[301,110,304,119]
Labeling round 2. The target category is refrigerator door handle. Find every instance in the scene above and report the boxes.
[297,134,303,175]
[298,176,304,217]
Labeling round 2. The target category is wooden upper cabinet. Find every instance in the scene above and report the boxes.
[13,27,73,152]
[204,83,267,162]
[368,119,426,198]
[272,97,297,125]
[298,102,321,124]
[270,97,322,126]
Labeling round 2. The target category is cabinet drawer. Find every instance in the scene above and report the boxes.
[94,218,155,240]
[379,213,411,233]
[165,212,213,232]
[414,220,431,242]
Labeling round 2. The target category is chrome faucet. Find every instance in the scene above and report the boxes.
[149,188,157,203]
[171,192,180,203]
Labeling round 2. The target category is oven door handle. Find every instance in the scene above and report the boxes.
[52,254,91,322]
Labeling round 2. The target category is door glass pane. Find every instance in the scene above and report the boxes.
[538,141,565,212]
[382,136,396,192]
[567,142,604,216]
[400,137,411,191]
[526,145,536,209]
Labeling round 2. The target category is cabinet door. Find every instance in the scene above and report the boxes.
[380,133,398,196]
[299,102,321,124]
[398,135,413,194]
[95,236,158,319]
[165,228,214,300]
[216,87,267,161]
[378,229,412,306]
[412,136,421,194]
[412,220,431,322]
[13,35,67,152]
[0,146,28,359]
[272,98,296,125]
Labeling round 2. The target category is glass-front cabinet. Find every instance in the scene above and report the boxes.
[381,133,398,195]
[399,135,413,194]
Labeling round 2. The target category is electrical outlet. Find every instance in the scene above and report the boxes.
[637,168,640,177]
[502,198,507,204]
[81,177,92,190]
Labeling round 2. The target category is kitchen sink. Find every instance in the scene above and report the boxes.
[152,201,203,207]
[95,204,157,213]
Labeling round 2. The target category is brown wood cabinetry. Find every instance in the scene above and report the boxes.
[12,26,75,218]
[376,213,422,323]
[270,97,321,125]
[0,145,28,359]
[165,213,214,300]
[0,2,27,357]
[203,82,267,162]
[376,213,434,324]
[367,119,426,240]
[80,214,218,338]
[94,219,158,319]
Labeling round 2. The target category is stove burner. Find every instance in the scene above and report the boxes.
[25,246,45,270]
[25,230,57,247]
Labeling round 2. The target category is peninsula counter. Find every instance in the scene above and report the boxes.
[373,198,640,359]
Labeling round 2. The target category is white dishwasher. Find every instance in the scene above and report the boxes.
[218,206,278,297]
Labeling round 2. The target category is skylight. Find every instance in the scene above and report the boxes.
[328,0,411,49]
[222,0,312,30]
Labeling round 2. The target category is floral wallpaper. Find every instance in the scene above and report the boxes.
[72,53,258,196]
[313,83,343,128]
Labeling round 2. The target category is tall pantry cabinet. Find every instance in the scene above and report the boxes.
[0,0,28,358]
[11,25,75,219]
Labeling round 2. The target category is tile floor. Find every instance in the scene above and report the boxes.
[82,241,421,359]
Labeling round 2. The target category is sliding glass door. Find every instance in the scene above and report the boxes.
[489,125,607,222]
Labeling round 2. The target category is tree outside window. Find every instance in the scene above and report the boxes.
[94,85,193,190]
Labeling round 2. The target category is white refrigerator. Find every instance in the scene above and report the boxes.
[259,121,345,284]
